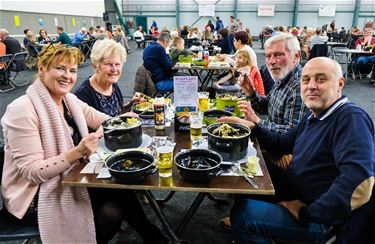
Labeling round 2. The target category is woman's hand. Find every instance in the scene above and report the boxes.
[131,92,147,104]
[238,100,260,124]
[120,111,139,118]
[66,132,102,164]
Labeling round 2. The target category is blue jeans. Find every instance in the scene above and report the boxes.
[155,78,173,92]
[355,55,375,75]
[231,199,329,244]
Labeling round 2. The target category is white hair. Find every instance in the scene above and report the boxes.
[264,33,300,58]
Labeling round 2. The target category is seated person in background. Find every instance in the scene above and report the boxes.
[73,39,167,243]
[53,26,72,45]
[25,32,39,69]
[0,28,26,77]
[215,28,231,54]
[133,26,145,48]
[23,29,30,47]
[212,50,264,95]
[226,57,375,244]
[0,41,6,72]
[217,31,258,68]
[37,28,51,44]
[151,27,160,37]
[72,27,88,45]
[180,25,189,36]
[169,36,195,66]
[143,32,174,92]
[96,27,110,40]
[308,28,328,50]
[202,26,213,41]
[187,27,199,39]
[245,28,253,47]
[354,28,375,79]
[170,27,179,40]
[87,26,97,39]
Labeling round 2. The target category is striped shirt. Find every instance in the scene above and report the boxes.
[250,64,308,134]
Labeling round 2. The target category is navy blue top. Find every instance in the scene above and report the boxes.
[73,78,124,117]
[143,42,172,83]
[254,96,375,229]
[216,36,231,54]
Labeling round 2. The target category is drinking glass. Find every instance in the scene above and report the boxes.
[198,92,209,112]
[156,140,174,178]
[189,112,203,142]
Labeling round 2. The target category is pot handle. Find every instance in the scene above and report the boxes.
[146,164,157,175]
[215,140,233,149]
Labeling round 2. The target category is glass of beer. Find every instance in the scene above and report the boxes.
[198,92,209,112]
[156,140,174,178]
[189,112,203,142]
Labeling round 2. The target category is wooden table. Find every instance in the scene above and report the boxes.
[63,125,274,243]
[172,63,231,91]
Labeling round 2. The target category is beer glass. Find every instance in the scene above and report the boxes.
[156,140,174,177]
[189,112,203,142]
[198,92,209,112]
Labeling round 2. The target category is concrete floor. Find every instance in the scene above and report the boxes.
[0,40,374,244]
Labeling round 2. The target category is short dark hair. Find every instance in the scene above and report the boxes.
[57,26,64,31]
[23,29,30,35]
[219,28,229,38]
[234,31,248,44]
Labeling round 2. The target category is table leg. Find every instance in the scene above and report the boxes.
[175,192,207,235]
[201,70,214,91]
[144,190,180,243]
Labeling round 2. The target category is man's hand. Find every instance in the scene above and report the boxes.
[216,116,256,130]
[278,200,306,220]
[238,100,260,124]
[238,73,255,96]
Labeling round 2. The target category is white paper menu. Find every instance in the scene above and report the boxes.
[173,76,198,110]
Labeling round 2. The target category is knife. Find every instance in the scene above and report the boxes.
[233,163,259,189]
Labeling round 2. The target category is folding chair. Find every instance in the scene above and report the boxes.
[308,44,329,60]
[10,52,29,87]
[0,54,15,92]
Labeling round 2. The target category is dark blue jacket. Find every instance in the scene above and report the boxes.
[254,96,375,242]
[143,42,172,83]
[216,36,231,54]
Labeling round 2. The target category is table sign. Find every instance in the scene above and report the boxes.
[174,76,198,131]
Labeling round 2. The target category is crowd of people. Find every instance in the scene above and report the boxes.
[0,15,374,244]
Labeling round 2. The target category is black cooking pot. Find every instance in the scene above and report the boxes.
[102,116,143,151]
[207,122,251,161]
[174,149,222,182]
[105,151,156,184]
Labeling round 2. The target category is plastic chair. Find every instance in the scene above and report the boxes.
[308,44,329,60]
[0,138,40,242]
[0,54,15,92]
[134,36,145,48]
[10,52,29,87]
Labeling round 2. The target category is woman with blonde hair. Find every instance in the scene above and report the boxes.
[1,44,108,243]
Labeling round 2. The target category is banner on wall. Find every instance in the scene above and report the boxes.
[258,5,275,16]
[72,18,76,26]
[319,5,336,17]
[54,17,59,26]
[14,15,20,26]
[38,17,45,27]
[199,5,215,17]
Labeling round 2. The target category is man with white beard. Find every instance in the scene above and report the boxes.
[236,33,308,133]
[216,33,309,231]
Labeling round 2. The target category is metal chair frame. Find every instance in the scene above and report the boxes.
[0,54,15,92]
[10,51,30,87]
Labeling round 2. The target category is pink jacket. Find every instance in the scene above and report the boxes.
[1,94,107,219]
